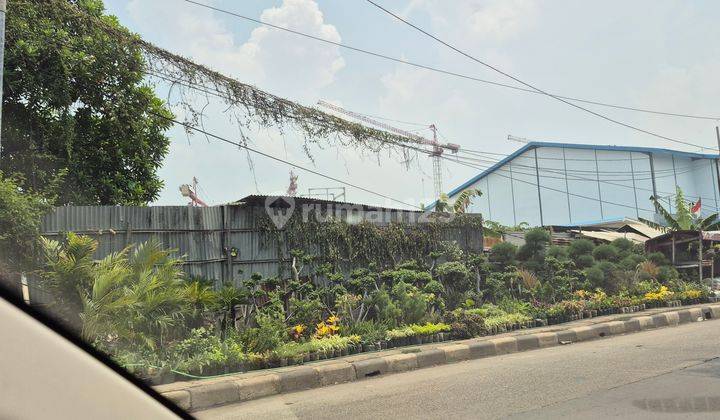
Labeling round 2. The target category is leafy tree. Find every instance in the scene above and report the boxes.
[3,0,173,204]
[569,239,595,259]
[611,238,635,253]
[391,281,428,325]
[489,242,517,266]
[435,261,473,309]
[585,265,604,290]
[518,228,551,271]
[575,254,595,269]
[0,173,50,271]
[592,244,618,261]
[546,245,569,260]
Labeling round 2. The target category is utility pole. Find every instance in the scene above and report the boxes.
[0,0,6,162]
[716,127,720,207]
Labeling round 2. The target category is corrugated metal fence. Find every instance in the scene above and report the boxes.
[39,205,483,288]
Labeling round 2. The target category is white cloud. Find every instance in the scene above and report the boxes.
[467,0,538,41]
[125,0,344,99]
[401,0,538,42]
[246,0,345,97]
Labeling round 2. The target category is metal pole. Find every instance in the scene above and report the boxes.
[0,0,6,162]
[629,151,639,219]
[533,147,544,226]
[716,127,720,203]
[594,150,604,219]
[508,164,517,226]
[562,148,572,223]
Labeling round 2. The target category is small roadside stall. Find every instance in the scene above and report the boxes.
[645,230,720,281]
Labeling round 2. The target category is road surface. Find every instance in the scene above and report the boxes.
[196,320,720,419]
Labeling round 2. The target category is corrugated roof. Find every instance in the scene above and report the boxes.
[444,141,719,200]
[570,230,649,244]
[230,194,424,213]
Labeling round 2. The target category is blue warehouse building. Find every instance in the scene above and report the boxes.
[445,141,720,227]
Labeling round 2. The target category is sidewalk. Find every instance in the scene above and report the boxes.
[155,303,720,412]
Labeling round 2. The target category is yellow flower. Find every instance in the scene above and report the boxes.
[327,315,340,324]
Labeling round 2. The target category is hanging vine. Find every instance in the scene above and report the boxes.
[49,0,429,162]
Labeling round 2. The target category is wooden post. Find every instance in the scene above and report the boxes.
[699,231,703,282]
[671,234,676,264]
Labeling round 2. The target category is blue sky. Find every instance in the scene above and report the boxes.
[103,0,720,209]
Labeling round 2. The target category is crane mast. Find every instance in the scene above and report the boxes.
[317,100,459,199]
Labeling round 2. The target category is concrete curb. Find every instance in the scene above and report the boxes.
[157,303,720,412]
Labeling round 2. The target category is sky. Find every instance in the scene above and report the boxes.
[102,0,720,210]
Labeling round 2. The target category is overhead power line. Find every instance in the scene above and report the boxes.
[364,0,717,152]
[152,113,422,209]
[183,0,720,123]
[150,68,718,207]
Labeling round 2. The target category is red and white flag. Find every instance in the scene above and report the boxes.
[691,198,702,213]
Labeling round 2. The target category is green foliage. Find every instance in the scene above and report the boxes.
[42,235,190,348]
[647,252,669,266]
[575,254,595,269]
[242,301,288,353]
[0,173,50,269]
[569,239,595,259]
[592,244,618,261]
[489,242,517,266]
[618,254,645,271]
[4,0,173,204]
[435,261,473,309]
[369,288,402,327]
[546,245,568,260]
[611,238,635,253]
[390,282,428,325]
[169,328,234,375]
[343,320,388,344]
[445,309,486,339]
[585,265,604,289]
[642,187,720,231]
[385,322,450,340]
[381,267,432,287]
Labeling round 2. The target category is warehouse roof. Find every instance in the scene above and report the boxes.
[446,141,719,199]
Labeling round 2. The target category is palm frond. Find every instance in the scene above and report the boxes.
[699,213,720,230]
[638,217,669,233]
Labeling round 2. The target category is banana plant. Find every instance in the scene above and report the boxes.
[639,186,720,232]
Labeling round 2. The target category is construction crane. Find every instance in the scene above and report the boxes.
[179,177,208,207]
[317,100,459,198]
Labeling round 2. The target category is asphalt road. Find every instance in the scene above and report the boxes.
[196,321,720,419]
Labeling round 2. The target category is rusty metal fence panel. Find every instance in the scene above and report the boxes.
[40,205,483,291]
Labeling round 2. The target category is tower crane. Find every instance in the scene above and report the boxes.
[317,100,459,198]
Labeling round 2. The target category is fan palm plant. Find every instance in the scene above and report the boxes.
[639,186,720,232]
[40,232,98,330]
[42,235,191,349]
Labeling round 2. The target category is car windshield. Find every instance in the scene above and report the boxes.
[3,1,720,419]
